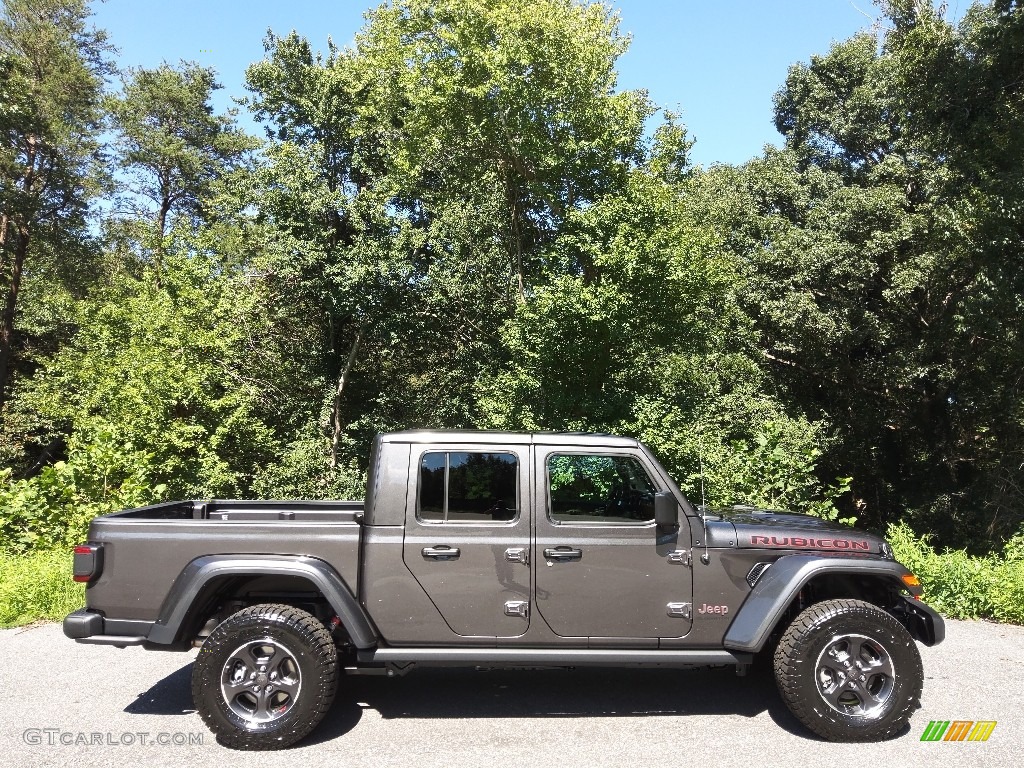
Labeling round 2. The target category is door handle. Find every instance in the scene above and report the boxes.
[422,545,461,560]
[543,546,582,562]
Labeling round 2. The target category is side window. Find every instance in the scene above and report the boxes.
[548,454,657,523]
[417,452,518,523]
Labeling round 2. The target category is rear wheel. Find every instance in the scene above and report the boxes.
[774,598,923,741]
[192,604,337,750]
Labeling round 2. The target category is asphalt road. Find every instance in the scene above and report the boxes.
[1,617,1021,768]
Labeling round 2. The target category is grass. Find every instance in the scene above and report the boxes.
[0,548,85,628]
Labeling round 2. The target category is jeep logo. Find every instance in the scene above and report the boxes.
[697,603,729,615]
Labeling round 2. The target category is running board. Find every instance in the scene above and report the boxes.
[358,647,750,666]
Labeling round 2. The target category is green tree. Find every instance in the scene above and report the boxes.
[736,0,1024,547]
[242,0,654,477]
[22,250,283,500]
[7,49,304,505]
[353,0,651,295]
[106,61,257,272]
[479,135,844,515]
[0,0,111,412]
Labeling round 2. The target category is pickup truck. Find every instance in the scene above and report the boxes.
[64,430,944,749]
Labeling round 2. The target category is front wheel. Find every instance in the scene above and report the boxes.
[774,598,923,741]
[192,604,338,750]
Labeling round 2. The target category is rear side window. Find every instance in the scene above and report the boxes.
[418,452,518,523]
[548,454,656,523]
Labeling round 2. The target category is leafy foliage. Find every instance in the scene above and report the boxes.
[106,61,257,242]
[0,0,111,414]
[18,252,285,500]
[888,521,1024,624]
[0,427,163,554]
[737,3,1024,547]
[1,0,1023,627]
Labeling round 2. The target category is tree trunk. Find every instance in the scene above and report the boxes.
[157,196,170,242]
[330,328,363,468]
[0,212,9,274]
[152,193,171,289]
[152,167,176,289]
[505,174,527,303]
[0,213,10,301]
[0,224,29,412]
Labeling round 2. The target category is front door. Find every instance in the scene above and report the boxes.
[402,446,531,638]
[533,449,693,639]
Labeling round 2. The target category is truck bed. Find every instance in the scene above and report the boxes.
[82,499,365,623]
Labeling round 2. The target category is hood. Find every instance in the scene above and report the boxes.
[699,505,888,556]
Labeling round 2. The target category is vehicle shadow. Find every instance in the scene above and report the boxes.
[124,662,196,716]
[123,660,820,746]
[308,662,813,746]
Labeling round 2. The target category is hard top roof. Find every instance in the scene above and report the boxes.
[378,429,641,448]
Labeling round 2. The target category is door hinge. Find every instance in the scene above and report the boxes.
[666,602,692,619]
[504,600,529,618]
[667,550,692,567]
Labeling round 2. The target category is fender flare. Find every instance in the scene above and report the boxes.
[722,554,930,653]
[146,554,378,648]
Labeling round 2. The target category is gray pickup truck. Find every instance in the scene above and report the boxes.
[64,430,943,749]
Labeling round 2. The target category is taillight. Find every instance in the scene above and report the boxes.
[73,543,103,583]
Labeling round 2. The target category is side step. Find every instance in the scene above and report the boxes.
[358,647,750,666]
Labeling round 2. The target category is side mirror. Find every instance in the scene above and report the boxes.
[654,491,679,528]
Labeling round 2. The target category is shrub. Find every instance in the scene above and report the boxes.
[0,428,165,555]
[888,521,1024,624]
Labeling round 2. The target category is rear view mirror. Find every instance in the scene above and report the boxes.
[654,491,679,528]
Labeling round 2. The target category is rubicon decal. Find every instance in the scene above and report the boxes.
[920,721,997,742]
[749,535,871,551]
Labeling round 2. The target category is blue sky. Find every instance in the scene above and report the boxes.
[90,0,900,166]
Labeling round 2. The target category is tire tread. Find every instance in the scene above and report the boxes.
[773,598,922,742]
[192,603,338,750]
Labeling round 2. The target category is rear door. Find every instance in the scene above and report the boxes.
[533,447,693,639]
[402,445,531,638]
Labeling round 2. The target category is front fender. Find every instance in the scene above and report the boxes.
[722,554,936,653]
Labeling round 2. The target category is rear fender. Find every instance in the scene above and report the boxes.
[146,554,378,648]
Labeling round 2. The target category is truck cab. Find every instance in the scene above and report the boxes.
[363,430,695,645]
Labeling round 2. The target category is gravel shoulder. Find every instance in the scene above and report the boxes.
[1,617,1021,768]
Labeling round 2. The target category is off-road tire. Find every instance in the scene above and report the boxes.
[774,598,923,742]
[192,603,338,750]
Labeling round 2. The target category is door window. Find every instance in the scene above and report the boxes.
[418,451,518,523]
[547,454,656,523]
